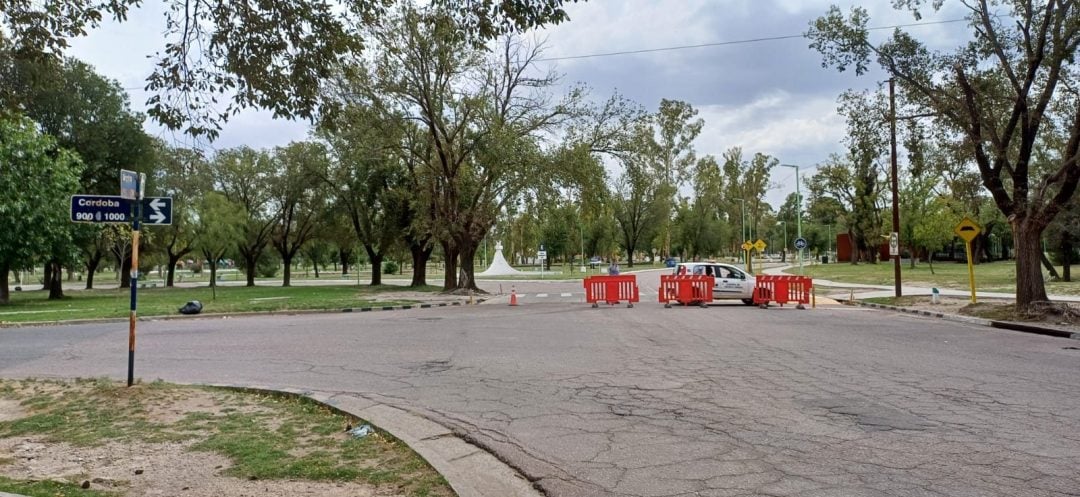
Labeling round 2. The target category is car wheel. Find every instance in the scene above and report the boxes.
[741,298,755,306]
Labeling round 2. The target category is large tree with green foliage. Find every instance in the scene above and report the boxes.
[343,7,572,291]
[210,147,278,286]
[316,105,408,287]
[2,0,578,138]
[154,144,210,287]
[0,116,83,303]
[191,192,246,297]
[270,142,329,287]
[810,0,1080,307]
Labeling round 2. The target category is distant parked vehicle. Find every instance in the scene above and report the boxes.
[589,256,603,268]
[664,257,678,267]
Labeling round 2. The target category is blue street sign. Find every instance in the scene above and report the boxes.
[70,195,173,225]
[141,197,172,225]
[794,237,808,250]
[71,195,131,223]
[120,169,139,200]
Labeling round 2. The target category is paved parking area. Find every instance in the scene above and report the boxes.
[1,293,1077,497]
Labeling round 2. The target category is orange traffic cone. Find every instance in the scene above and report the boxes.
[509,286,518,306]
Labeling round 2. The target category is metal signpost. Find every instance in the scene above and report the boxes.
[753,239,767,275]
[70,171,172,387]
[741,241,753,273]
[538,247,547,279]
[794,237,808,269]
[954,217,982,303]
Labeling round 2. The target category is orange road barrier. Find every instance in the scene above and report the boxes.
[659,274,714,308]
[584,275,640,308]
[753,274,812,309]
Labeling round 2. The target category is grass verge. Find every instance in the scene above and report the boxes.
[0,475,117,497]
[796,260,1080,296]
[0,284,443,324]
[0,378,453,497]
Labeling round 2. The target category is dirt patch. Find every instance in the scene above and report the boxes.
[0,438,385,497]
[0,380,454,497]
[0,400,24,423]
[888,296,1080,333]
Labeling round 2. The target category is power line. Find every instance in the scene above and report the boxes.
[535,18,968,62]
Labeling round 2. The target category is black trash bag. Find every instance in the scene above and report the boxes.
[179,300,203,315]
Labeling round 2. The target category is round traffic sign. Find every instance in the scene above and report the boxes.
[794,237,808,250]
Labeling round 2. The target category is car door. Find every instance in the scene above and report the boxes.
[714,265,743,299]
[725,265,751,296]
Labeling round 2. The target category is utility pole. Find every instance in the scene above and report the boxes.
[781,164,803,274]
[889,78,902,297]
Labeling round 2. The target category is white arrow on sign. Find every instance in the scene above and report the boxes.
[148,198,166,223]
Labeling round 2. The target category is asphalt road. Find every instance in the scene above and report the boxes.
[2,272,1078,497]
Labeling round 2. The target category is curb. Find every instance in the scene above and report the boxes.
[204,384,541,497]
[0,300,481,329]
[856,302,1080,339]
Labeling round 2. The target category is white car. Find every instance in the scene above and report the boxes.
[672,262,757,305]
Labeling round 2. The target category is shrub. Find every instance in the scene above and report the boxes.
[383,261,399,275]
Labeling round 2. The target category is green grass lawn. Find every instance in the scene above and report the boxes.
[0,284,442,324]
[793,260,1080,296]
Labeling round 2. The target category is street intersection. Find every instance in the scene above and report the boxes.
[1,271,1078,497]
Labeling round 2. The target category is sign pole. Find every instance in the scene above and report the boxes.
[127,174,144,387]
[965,240,976,303]
[953,216,982,305]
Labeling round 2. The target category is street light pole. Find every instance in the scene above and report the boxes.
[781,164,803,274]
[780,220,787,263]
[737,199,747,269]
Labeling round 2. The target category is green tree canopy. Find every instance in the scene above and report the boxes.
[0,115,83,303]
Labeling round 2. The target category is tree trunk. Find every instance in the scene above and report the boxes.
[368,250,383,286]
[42,263,53,291]
[47,260,63,300]
[928,252,935,275]
[85,253,102,290]
[0,263,9,305]
[166,254,181,287]
[281,253,293,287]
[410,243,433,287]
[1039,250,1060,280]
[313,262,320,278]
[458,243,480,292]
[1062,239,1073,282]
[243,253,257,287]
[120,255,132,289]
[441,241,458,291]
[1013,221,1050,308]
[339,248,352,276]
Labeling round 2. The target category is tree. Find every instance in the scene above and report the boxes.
[0,115,83,303]
[652,99,703,257]
[316,105,407,287]
[612,148,669,266]
[154,144,210,286]
[722,148,775,251]
[2,0,578,138]
[191,192,245,298]
[810,1,1080,307]
[211,147,278,286]
[347,7,572,291]
[270,142,328,287]
[912,197,958,274]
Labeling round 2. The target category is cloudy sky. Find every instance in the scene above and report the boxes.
[68,0,972,208]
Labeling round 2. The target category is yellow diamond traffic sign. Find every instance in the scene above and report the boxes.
[954,216,982,243]
[754,239,766,252]
[741,241,752,251]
